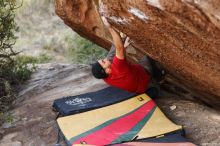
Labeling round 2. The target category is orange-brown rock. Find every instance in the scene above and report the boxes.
[55,0,220,109]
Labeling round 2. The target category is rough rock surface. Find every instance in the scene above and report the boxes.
[55,0,220,109]
[0,63,219,146]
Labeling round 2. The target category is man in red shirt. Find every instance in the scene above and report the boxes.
[91,17,151,93]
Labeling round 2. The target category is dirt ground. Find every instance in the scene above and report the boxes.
[0,63,219,146]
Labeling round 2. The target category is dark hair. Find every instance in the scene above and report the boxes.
[91,62,108,79]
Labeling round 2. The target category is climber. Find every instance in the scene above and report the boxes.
[91,17,152,93]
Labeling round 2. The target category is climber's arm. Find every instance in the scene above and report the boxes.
[108,27,125,60]
[102,17,125,60]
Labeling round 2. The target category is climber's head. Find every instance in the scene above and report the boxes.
[91,58,111,79]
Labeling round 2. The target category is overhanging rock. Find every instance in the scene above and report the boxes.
[55,0,220,109]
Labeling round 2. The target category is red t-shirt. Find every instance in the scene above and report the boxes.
[104,56,150,93]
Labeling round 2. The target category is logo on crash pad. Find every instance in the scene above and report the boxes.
[137,96,144,101]
[65,97,92,106]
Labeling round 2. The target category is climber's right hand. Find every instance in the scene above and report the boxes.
[101,16,111,28]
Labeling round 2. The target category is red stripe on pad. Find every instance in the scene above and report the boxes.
[72,100,155,145]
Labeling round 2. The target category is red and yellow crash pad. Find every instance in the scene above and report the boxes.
[57,94,182,145]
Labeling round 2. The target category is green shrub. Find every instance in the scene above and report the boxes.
[0,55,38,113]
[37,54,52,63]
[13,56,36,82]
[0,0,19,111]
[0,1,38,114]
[0,112,13,126]
[67,35,107,64]
[16,54,52,64]
[0,0,20,63]
[9,54,52,83]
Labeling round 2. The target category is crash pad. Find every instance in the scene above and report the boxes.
[57,94,182,145]
[53,86,137,116]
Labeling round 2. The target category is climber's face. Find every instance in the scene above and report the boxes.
[98,58,112,74]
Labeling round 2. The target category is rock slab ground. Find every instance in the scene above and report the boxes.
[0,63,219,146]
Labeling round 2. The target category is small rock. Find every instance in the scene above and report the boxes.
[170,105,177,111]
[22,117,27,121]
[49,67,55,70]
[0,129,5,134]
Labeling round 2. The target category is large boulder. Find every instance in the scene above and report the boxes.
[55,0,220,109]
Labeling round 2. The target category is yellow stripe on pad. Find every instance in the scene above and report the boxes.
[137,107,182,138]
[57,94,150,140]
